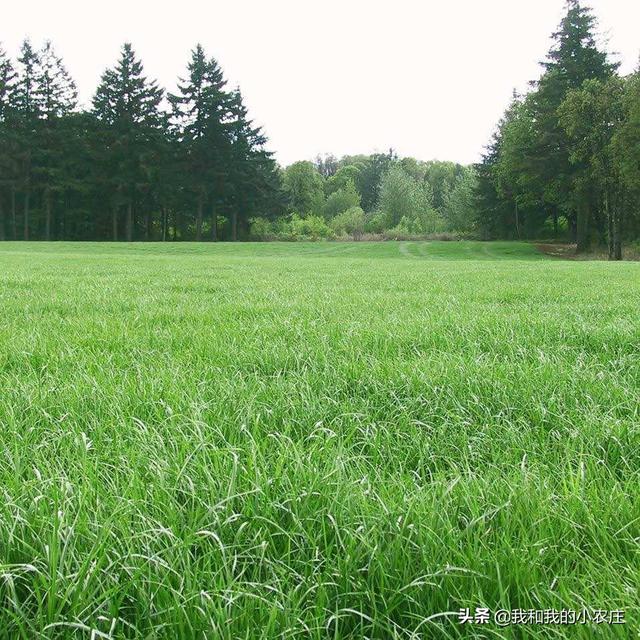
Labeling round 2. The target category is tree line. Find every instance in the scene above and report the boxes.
[260,153,475,240]
[475,0,640,258]
[0,41,282,241]
[1,0,638,252]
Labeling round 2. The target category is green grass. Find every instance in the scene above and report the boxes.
[0,240,638,639]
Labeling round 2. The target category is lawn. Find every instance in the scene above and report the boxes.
[0,241,638,639]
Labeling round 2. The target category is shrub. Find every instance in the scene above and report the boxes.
[330,206,365,240]
[289,214,332,240]
[249,217,275,240]
[364,210,388,234]
[323,180,361,219]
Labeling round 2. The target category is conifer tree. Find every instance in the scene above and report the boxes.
[13,39,41,239]
[529,0,617,250]
[170,45,233,240]
[0,44,17,240]
[226,88,280,239]
[35,41,78,239]
[92,43,164,241]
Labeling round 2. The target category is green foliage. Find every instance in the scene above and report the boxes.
[282,161,325,217]
[476,0,638,257]
[612,71,640,199]
[330,205,365,239]
[325,164,361,195]
[288,213,331,239]
[0,39,283,242]
[322,179,360,219]
[250,213,331,241]
[377,165,442,230]
[442,167,477,233]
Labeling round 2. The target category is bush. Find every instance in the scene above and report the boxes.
[249,217,276,240]
[249,214,332,241]
[330,206,365,240]
[288,214,332,240]
[364,210,388,234]
[385,208,447,237]
[323,180,361,219]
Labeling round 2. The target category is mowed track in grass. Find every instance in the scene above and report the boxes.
[0,241,638,639]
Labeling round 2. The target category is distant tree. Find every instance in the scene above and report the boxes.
[323,179,360,218]
[611,69,640,241]
[330,206,365,239]
[170,45,233,241]
[492,94,548,238]
[423,160,465,212]
[226,88,282,239]
[282,161,325,216]
[0,44,17,240]
[325,164,361,195]
[528,0,617,250]
[358,150,396,212]
[377,164,438,229]
[93,43,164,241]
[13,39,41,239]
[475,0,620,248]
[442,167,477,233]
[314,153,338,178]
[34,41,77,239]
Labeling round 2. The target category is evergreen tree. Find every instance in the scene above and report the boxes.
[528,0,617,250]
[170,45,233,240]
[92,43,164,241]
[13,39,41,239]
[0,44,17,240]
[34,41,78,239]
[227,88,282,239]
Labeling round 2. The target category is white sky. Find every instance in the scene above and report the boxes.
[3,0,639,167]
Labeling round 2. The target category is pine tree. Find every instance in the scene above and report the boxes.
[529,0,617,251]
[35,41,77,119]
[13,39,41,239]
[226,88,280,239]
[0,44,17,240]
[92,43,164,241]
[169,45,233,240]
[34,41,78,239]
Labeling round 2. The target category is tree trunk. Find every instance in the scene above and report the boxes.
[112,202,119,241]
[11,186,17,240]
[145,209,151,241]
[23,188,30,241]
[161,207,167,242]
[576,197,590,254]
[552,210,558,237]
[174,210,181,241]
[0,192,5,241]
[126,200,133,242]
[613,199,623,261]
[61,192,68,241]
[231,209,238,242]
[196,192,204,241]
[211,204,217,242]
[605,191,614,260]
[44,189,52,241]
[514,200,520,240]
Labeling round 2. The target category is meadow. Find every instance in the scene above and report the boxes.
[0,240,638,639]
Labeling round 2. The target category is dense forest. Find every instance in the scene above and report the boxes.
[0,42,283,241]
[0,0,638,256]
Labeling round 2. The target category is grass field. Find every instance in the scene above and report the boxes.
[0,241,638,639]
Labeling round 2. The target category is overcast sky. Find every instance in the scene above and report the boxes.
[3,0,639,166]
